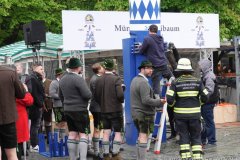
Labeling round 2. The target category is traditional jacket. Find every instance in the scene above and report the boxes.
[0,66,25,125]
[95,72,124,113]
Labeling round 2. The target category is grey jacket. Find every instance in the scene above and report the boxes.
[49,79,62,108]
[89,74,101,112]
[130,74,162,118]
[198,59,216,95]
[59,72,92,111]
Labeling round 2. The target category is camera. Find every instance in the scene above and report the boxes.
[168,42,175,50]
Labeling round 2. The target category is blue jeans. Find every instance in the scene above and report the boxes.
[201,104,216,144]
[29,107,43,147]
[151,65,172,96]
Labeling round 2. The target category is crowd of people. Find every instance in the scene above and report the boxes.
[0,24,219,160]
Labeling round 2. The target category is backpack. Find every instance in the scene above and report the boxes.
[205,80,220,104]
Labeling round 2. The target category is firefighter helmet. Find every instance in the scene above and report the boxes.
[175,58,194,72]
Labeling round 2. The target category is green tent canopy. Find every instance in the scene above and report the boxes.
[0,55,4,63]
[0,32,97,63]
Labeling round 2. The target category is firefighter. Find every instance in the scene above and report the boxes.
[166,58,209,160]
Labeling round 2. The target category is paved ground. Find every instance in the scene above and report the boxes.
[27,122,240,160]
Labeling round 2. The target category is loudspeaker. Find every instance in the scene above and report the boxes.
[23,23,31,45]
[23,20,46,45]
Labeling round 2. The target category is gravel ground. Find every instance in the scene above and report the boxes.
[26,122,240,160]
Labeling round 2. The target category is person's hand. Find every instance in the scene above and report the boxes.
[132,42,142,54]
[22,83,28,92]
[160,98,166,104]
[121,84,126,92]
[43,104,48,112]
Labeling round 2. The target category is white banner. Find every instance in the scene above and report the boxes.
[62,11,220,50]
[62,11,130,50]
[160,13,220,49]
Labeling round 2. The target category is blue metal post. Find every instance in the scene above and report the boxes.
[123,0,165,145]
[38,133,46,153]
[64,136,69,156]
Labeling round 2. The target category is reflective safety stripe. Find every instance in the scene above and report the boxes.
[181,152,192,158]
[203,88,209,95]
[168,100,176,107]
[192,145,202,151]
[174,107,200,113]
[177,91,199,97]
[192,153,203,159]
[180,144,190,150]
[166,90,174,96]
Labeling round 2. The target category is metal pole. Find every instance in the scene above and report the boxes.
[234,37,240,121]
[37,50,40,63]
[82,50,85,79]
[57,49,63,69]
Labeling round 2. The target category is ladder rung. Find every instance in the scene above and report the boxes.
[148,137,156,140]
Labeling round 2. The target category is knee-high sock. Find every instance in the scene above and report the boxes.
[112,140,121,154]
[54,128,60,139]
[92,137,100,155]
[136,140,140,160]
[102,141,110,155]
[138,143,147,160]
[67,139,79,160]
[59,128,66,140]
[79,138,88,160]
[45,126,52,143]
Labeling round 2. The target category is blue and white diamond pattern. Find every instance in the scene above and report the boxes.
[129,0,161,24]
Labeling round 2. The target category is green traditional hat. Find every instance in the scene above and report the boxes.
[55,68,64,76]
[138,60,153,70]
[68,58,82,69]
[103,59,114,70]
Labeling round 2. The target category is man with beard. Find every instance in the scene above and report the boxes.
[130,61,166,160]
[27,63,45,152]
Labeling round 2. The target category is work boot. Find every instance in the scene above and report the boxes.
[204,143,217,149]
[167,134,176,140]
[103,154,111,160]
[112,153,122,160]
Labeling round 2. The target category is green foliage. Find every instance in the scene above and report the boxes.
[0,0,239,47]
[0,0,66,46]
[95,0,129,11]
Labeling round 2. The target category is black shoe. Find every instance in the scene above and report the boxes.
[202,141,207,145]
[112,153,121,160]
[21,150,29,156]
[204,143,217,149]
[167,135,176,140]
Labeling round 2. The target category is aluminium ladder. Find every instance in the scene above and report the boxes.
[146,77,174,154]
